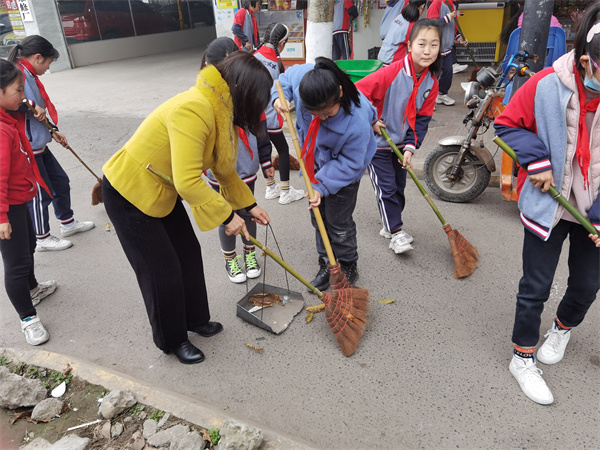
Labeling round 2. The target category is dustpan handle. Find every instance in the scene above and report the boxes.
[275,81,337,266]
[248,235,324,299]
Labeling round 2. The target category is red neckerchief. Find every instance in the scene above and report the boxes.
[301,117,321,184]
[574,61,600,189]
[0,109,51,197]
[238,128,253,159]
[403,53,429,147]
[18,59,58,125]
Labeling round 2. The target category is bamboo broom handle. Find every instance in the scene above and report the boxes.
[493,136,599,236]
[381,128,449,227]
[248,235,325,298]
[275,81,337,265]
[23,100,102,183]
[443,0,477,66]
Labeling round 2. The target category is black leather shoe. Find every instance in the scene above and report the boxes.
[164,340,205,364]
[340,261,359,286]
[309,258,330,292]
[191,321,223,338]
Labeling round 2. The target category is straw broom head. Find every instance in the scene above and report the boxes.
[444,224,478,278]
[91,180,103,205]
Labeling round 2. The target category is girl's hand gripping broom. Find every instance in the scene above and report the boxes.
[275,80,370,356]
[381,128,478,278]
[24,100,103,205]
[249,235,369,357]
[493,136,600,237]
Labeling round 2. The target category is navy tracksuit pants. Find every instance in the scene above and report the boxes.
[367,148,408,234]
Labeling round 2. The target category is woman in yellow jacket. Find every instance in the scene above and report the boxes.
[102,52,272,364]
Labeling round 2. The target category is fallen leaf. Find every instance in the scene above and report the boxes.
[245,343,264,354]
[201,429,214,450]
[62,364,72,376]
[306,312,314,323]
[377,298,396,304]
[104,223,111,231]
[11,411,31,425]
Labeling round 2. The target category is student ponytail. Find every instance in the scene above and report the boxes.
[0,59,22,90]
[7,35,59,62]
[299,57,360,115]
[402,0,426,23]
[575,2,600,75]
[201,37,238,68]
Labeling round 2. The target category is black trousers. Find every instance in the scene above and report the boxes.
[512,220,599,347]
[102,177,210,351]
[0,203,38,320]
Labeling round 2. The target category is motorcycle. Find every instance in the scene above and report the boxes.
[423,52,535,203]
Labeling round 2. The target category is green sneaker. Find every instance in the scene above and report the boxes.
[225,256,246,283]
[244,250,261,279]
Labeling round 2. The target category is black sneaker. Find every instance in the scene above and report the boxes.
[340,261,359,286]
[225,257,246,283]
[309,258,329,291]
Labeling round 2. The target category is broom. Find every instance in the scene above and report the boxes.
[249,235,369,357]
[443,0,480,81]
[24,101,103,205]
[493,136,600,237]
[381,128,478,278]
[275,81,354,289]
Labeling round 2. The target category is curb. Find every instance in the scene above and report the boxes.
[1,348,318,450]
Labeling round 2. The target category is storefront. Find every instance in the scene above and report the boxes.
[0,0,217,70]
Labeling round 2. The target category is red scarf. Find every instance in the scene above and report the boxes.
[301,117,321,184]
[0,109,51,197]
[403,53,429,147]
[237,128,253,159]
[18,59,58,125]
[574,61,600,189]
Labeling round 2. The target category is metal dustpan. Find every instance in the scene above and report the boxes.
[236,283,304,334]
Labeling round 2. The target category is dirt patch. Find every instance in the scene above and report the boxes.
[0,356,218,449]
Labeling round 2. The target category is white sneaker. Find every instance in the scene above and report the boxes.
[60,219,95,237]
[509,355,554,405]
[36,235,72,252]
[244,250,261,279]
[389,231,414,254]
[453,63,468,74]
[21,315,49,346]
[435,94,456,106]
[381,228,414,242]
[278,186,305,205]
[265,184,281,200]
[537,323,571,365]
[30,280,57,307]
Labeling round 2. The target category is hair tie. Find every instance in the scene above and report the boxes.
[586,22,600,43]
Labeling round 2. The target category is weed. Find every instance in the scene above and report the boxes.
[13,362,26,375]
[0,355,11,366]
[129,404,144,415]
[47,370,72,389]
[209,428,220,445]
[149,409,164,422]
[97,390,109,400]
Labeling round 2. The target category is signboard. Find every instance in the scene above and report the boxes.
[4,0,25,36]
[217,0,236,8]
[16,0,32,22]
[281,41,304,60]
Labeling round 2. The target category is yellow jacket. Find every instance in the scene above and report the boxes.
[103,65,256,231]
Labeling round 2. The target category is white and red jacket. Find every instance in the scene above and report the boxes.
[495,51,600,239]
[254,45,284,131]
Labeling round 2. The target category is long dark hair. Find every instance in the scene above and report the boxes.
[402,0,426,22]
[7,35,59,62]
[0,59,22,90]
[216,51,271,136]
[201,37,238,68]
[575,2,600,76]
[299,57,360,115]
[409,19,443,75]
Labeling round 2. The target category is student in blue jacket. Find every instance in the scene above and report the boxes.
[494,3,600,405]
[273,58,377,290]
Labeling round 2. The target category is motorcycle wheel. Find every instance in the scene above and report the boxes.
[424,144,492,203]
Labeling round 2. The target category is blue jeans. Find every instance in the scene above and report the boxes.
[439,53,453,95]
[310,181,360,264]
[28,148,74,238]
[512,220,599,347]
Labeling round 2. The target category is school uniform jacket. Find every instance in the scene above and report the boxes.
[378,15,414,66]
[380,0,408,40]
[0,110,48,223]
[272,63,378,197]
[254,45,284,131]
[333,0,358,33]
[426,0,458,54]
[356,55,438,154]
[495,51,600,239]
[232,8,259,50]
[103,65,256,232]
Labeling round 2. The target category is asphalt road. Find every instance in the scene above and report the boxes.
[0,48,598,449]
